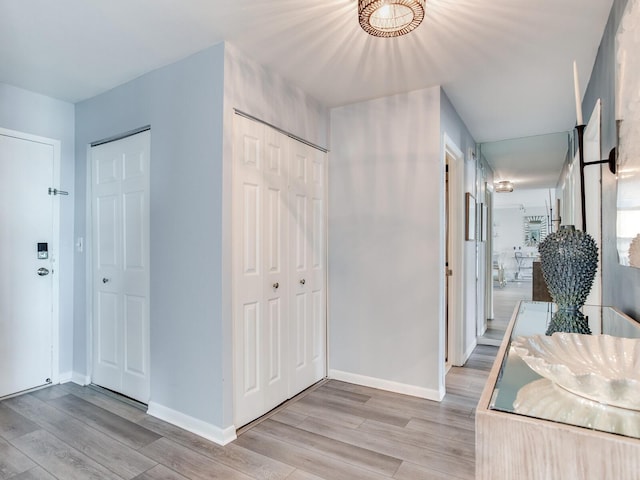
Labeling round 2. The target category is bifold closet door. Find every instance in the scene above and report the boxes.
[233,114,326,427]
[233,115,290,427]
[289,140,326,394]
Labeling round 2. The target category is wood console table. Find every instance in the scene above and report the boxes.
[476,301,640,479]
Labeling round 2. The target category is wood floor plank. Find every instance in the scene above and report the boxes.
[0,403,39,441]
[9,430,122,480]
[28,386,69,402]
[47,394,160,450]
[295,416,475,479]
[357,418,475,452]
[255,418,402,477]
[7,466,57,480]
[235,429,391,480]
[298,392,410,428]
[138,415,294,480]
[140,437,254,480]
[284,470,325,480]
[393,461,472,480]
[310,386,371,404]
[286,401,364,430]
[5,393,156,479]
[403,417,475,443]
[268,409,307,427]
[132,464,189,480]
[58,384,147,424]
[363,396,475,431]
[0,436,34,479]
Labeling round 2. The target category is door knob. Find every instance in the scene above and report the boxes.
[102,277,110,283]
[299,279,306,285]
[273,282,279,289]
[37,267,49,276]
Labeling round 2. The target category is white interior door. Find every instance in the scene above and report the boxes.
[91,130,150,403]
[233,115,326,427]
[288,140,326,394]
[233,116,290,427]
[0,131,56,398]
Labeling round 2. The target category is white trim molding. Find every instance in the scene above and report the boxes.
[71,372,91,386]
[147,401,237,446]
[329,369,445,401]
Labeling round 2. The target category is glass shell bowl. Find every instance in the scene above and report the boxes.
[511,333,640,410]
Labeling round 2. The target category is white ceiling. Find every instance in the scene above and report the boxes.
[0,0,613,184]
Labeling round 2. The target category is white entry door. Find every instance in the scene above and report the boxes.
[91,130,150,403]
[0,131,57,398]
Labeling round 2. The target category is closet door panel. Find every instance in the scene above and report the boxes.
[233,116,266,426]
[289,142,326,394]
[262,128,289,410]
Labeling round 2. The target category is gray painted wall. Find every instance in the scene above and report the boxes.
[583,0,640,319]
[440,90,483,359]
[74,45,226,426]
[328,88,444,396]
[0,83,75,377]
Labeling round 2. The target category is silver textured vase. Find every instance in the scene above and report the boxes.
[538,225,598,334]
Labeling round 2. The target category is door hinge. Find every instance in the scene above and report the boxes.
[48,188,69,196]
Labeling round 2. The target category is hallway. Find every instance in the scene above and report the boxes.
[479,280,532,346]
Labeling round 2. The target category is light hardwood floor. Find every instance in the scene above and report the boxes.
[479,280,532,345]
[0,345,497,480]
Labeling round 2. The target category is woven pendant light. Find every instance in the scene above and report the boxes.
[358,0,426,38]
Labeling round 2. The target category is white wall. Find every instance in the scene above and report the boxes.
[0,83,75,379]
[328,87,444,399]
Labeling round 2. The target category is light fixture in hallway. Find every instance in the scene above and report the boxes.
[358,0,426,37]
[495,180,514,193]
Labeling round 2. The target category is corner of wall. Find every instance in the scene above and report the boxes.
[147,401,237,446]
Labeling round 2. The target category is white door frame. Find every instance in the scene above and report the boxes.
[443,133,465,372]
[85,127,151,392]
[0,127,61,387]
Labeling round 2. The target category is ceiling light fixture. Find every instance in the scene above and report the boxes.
[358,0,426,38]
[495,181,514,193]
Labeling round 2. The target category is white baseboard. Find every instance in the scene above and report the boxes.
[71,372,91,386]
[58,371,73,384]
[329,369,444,401]
[147,401,236,446]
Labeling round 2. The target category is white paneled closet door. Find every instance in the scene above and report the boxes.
[289,140,326,395]
[233,114,326,427]
[91,131,150,404]
[233,115,290,427]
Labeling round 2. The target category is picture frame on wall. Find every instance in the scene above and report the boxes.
[466,192,476,241]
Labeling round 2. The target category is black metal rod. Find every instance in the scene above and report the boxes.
[576,124,587,232]
[575,124,618,234]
